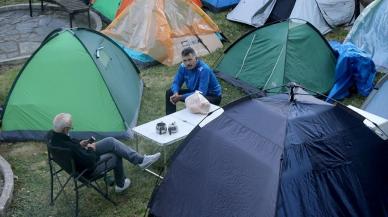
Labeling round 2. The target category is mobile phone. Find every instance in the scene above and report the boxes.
[87,136,96,144]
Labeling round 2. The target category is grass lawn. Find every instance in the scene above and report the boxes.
[0,5,379,217]
[0,0,24,5]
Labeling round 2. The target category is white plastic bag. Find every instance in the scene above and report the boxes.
[185,91,210,115]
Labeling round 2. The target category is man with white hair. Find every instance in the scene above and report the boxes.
[48,113,161,193]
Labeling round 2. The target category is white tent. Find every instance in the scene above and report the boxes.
[227,0,355,34]
[345,0,388,73]
[226,0,276,27]
[291,0,355,34]
[289,0,331,34]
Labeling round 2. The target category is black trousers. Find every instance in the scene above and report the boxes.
[165,89,221,115]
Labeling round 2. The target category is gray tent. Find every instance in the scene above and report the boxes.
[227,0,355,34]
[362,74,388,119]
[345,0,388,73]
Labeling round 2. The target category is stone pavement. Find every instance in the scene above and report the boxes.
[0,155,13,216]
[0,4,101,65]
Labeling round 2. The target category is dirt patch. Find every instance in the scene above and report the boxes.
[1,142,45,159]
[0,63,22,75]
[30,160,47,171]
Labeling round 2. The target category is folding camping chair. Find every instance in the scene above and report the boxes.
[46,140,117,216]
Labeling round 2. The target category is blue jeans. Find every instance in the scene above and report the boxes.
[94,137,143,187]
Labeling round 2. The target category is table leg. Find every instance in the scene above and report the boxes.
[135,135,139,152]
[134,133,165,179]
[69,13,73,28]
[145,169,164,179]
[163,146,167,172]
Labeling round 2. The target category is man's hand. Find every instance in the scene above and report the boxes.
[86,143,96,151]
[170,93,181,104]
[80,140,89,147]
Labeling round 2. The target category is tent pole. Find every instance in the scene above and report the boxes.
[355,0,360,19]
[287,82,298,102]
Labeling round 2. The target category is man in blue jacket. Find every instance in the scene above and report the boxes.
[166,47,222,115]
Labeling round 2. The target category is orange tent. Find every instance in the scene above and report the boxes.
[103,0,222,66]
[114,0,133,18]
[192,0,203,7]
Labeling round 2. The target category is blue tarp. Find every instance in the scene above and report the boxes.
[202,0,239,11]
[327,41,376,101]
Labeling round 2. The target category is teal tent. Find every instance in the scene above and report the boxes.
[0,28,143,141]
[216,19,336,94]
[91,0,122,21]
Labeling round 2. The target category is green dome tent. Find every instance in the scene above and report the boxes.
[0,28,143,141]
[216,19,336,94]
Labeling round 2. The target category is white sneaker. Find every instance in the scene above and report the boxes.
[115,178,131,193]
[138,152,161,170]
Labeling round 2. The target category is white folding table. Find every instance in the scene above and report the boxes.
[132,104,223,178]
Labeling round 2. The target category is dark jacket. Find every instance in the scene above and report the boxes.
[48,130,99,174]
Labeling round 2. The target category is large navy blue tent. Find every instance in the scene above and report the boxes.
[202,0,239,12]
[362,74,388,119]
[148,89,388,217]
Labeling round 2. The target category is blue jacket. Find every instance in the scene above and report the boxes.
[171,60,222,100]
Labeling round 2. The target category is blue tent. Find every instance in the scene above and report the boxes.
[148,89,388,217]
[202,0,240,12]
[362,74,388,119]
